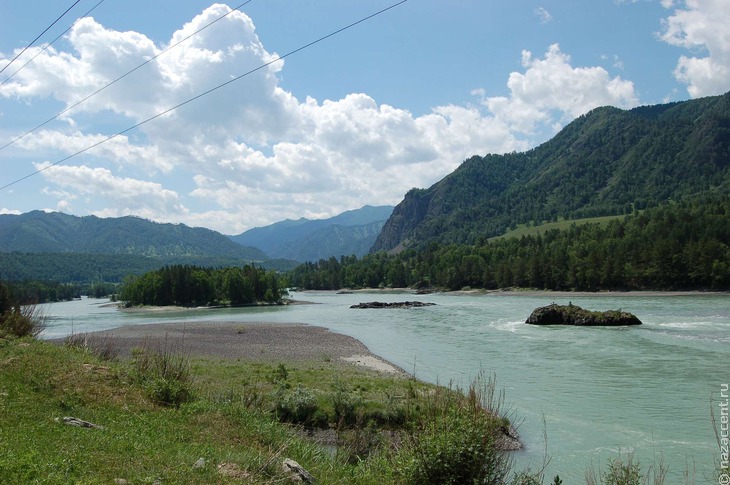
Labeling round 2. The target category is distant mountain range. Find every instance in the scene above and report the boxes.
[0,206,394,282]
[229,205,393,262]
[373,91,730,252]
[0,211,266,260]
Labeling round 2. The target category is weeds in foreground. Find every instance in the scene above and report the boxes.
[585,451,670,485]
[0,303,46,338]
[130,337,193,407]
[2,337,725,484]
[274,384,327,427]
[394,372,526,484]
[64,331,119,361]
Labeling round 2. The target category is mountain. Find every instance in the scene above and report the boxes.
[0,211,267,261]
[229,205,394,262]
[372,92,730,252]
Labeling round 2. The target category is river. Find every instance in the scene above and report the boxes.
[39,291,729,482]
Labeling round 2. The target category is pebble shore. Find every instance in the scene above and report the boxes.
[55,321,406,375]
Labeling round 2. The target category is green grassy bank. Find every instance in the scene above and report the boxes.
[1,333,723,484]
[0,334,527,484]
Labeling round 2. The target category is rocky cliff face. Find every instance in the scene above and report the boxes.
[370,188,433,253]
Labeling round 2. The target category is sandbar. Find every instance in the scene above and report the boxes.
[52,321,407,376]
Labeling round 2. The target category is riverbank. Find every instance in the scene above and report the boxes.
[2,333,471,483]
[116,298,315,313]
[51,320,406,375]
[324,286,729,297]
[32,292,728,482]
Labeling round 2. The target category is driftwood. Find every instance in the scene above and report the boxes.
[282,458,315,483]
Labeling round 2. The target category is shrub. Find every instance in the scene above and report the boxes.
[0,281,46,338]
[64,332,118,361]
[397,406,510,484]
[271,363,289,383]
[395,373,513,484]
[130,343,193,407]
[0,304,46,338]
[336,422,383,465]
[331,380,360,427]
[585,453,644,485]
[274,384,326,427]
[147,377,193,407]
[603,457,642,485]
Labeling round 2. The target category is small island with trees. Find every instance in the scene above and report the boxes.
[119,264,284,308]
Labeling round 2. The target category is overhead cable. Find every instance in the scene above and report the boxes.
[0,0,408,192]
[0,0,255,153]
[1,0,108,88]
[0,0,83,76]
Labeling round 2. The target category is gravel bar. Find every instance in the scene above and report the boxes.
[52,321,406,374]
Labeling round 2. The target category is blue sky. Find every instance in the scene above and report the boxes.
[1,0,729,234]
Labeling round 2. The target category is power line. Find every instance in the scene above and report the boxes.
[0,0,83,76]
[0,0,408,193]
[1,0,107,88]
[0,0,255,153]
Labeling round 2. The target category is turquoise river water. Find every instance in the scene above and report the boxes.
[40,291,729,482]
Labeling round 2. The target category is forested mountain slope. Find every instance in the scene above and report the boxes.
[290,193,730,291]
[372,92,730,252]
[0,211,267,260]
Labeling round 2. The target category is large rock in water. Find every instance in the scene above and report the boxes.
[526,303,642,326]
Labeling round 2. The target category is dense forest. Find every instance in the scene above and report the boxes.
[374,93,730,252]
[120,264,284,307]
[0,252,297,286]
[288,194,730,292]
[0,211,267,260]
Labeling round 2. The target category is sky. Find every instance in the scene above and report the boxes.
[1,0,729,235]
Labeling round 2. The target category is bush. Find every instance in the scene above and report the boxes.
[274,384,326,427]
[64,332,118,361]
[398,406,510,484]
[147,377,193,407]
[336,423,383,465]
[585,453,648,485]
[395,373,513,484]
[130,344,193,407]
[0,304,46,338]
[331,380,360,427]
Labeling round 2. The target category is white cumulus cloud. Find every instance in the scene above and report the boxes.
[34,162,187,220]
[18,131,172,173]
[478,44,639,135]
[1,5,644,233]
[660,0,730,97]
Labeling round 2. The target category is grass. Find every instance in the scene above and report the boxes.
[0,335,714,484]
[0,338,282,483]
[0,335,520,484]
[490,215,625,242]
